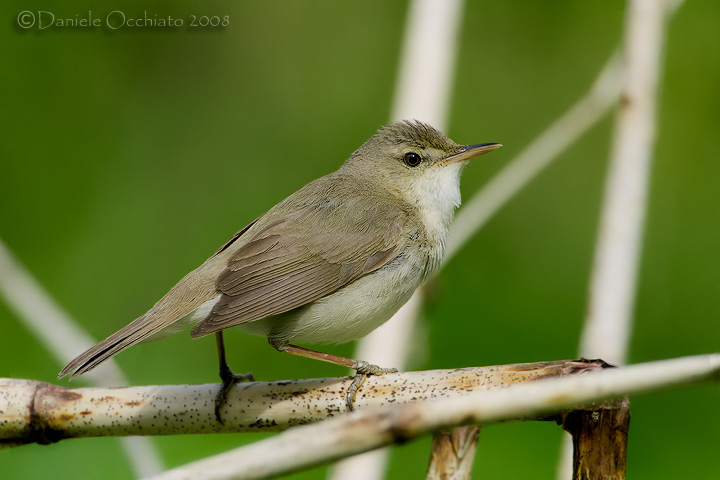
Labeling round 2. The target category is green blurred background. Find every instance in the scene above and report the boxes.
[1,1,718,478]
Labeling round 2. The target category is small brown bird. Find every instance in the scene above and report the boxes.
[59,120,501,420]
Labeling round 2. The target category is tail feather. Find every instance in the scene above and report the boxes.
[59,258,224,379]
[58,223,251,379]
[58,313,166,379]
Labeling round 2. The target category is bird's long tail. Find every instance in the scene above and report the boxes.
[58,262,222,380]
[58,313,168,379]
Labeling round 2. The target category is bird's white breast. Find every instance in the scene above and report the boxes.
[409,162,462,228]
[405,161,463,273]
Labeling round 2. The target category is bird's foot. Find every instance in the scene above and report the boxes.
[215,366,254,424]
[346,361,398,411]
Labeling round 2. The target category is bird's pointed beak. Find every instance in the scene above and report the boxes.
[438,143,503,166]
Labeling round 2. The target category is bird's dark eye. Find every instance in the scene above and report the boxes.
[403,152,422,167]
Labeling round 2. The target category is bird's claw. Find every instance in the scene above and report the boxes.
[346,361,398,411]
[215,370,254,424]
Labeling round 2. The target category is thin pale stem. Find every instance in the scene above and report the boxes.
[580,0,675,366]
[558,1,683,478]
[338,0,466,477]
[0,238,163,475]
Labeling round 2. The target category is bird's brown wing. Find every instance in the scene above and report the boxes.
[190,198,406,337]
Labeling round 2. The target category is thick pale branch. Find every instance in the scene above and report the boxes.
[146,354,720,480]
[2,360,599,447]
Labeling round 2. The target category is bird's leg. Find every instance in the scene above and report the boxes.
[214,331,254,424]
[269,339,397,411]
